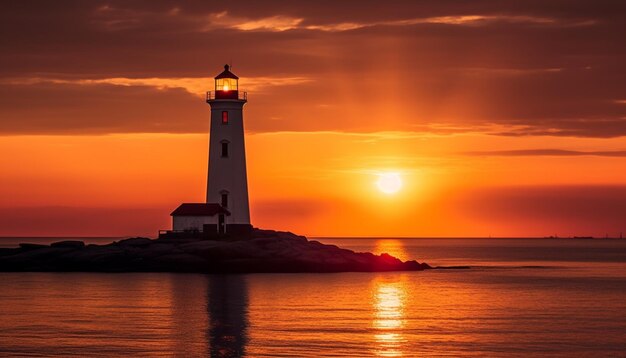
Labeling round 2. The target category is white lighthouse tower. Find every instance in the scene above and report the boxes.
[205,64,251,234]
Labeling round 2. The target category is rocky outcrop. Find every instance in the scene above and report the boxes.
[0,229,431,273]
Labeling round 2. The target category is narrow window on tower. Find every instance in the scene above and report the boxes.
[221,141,229,157]
[221,192,229,208]
[222,111,228,124]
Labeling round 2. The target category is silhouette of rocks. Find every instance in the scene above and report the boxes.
[19,243,48,250]
[116,237,153,247]
[50,240,85,248]
[0,229,431,273]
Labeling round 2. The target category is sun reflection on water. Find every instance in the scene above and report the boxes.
[372,277,408,357]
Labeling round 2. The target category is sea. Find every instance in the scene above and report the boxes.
[1,237,625,357]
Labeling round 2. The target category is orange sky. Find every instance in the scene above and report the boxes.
[0,1,624,237]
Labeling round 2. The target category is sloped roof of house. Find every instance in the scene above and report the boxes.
[171,203,230,216]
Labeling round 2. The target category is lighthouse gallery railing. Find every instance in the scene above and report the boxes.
[206,91,247,101]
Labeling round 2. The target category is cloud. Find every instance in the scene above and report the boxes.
[464,149,626,157]
[0,206,169,237]
[456,185,626,236]
[203,12,593,33]
[372,14,595,28]
[490,119,626,138]
[1,75,313,97]
[453,67,564,76]
[0,82,209,134]
[0,1,625,137]
[205,11,305,32]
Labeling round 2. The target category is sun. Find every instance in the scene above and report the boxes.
[376,173,403,194]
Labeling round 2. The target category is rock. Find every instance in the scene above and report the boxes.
[0,228,432,273]
[50,240,85,248]
[116,237,153,247]
[0,248,18,256]
[19,243,48,250]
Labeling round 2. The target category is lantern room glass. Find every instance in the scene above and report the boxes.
[216,78,238,92]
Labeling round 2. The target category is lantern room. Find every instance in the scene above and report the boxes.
[214,64,239,99]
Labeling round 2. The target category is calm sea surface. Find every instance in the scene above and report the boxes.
[1,237,625,357]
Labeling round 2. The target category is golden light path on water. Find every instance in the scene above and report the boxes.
[372,239,409,356]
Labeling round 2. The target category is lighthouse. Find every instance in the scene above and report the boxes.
[161,65,251,238]
[205,64,251,234]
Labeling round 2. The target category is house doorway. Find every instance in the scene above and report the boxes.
[218,214,225,234]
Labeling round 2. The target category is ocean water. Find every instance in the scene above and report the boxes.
[1,238,625,357]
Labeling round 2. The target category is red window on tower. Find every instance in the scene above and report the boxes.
[222,111,228,124]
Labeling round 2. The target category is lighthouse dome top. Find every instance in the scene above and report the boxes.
[215,64,239,80]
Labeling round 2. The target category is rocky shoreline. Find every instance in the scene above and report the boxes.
[0,229,431,273]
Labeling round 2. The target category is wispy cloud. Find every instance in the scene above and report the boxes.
[206,11,304,32]
[205,12,596,33]
[2,76,313,96]
[90,4,598,34]
[386,15,561,26]
[454,67,564,76]
[490,119,626,138]
[464,149,626,157]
